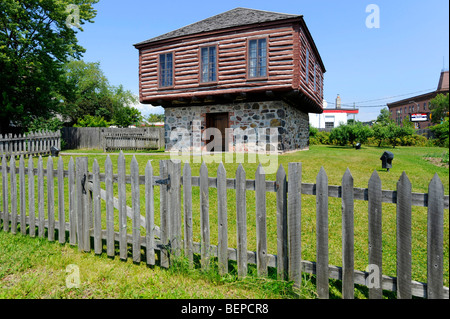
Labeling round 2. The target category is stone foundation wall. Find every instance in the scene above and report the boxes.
[164,100,310,153]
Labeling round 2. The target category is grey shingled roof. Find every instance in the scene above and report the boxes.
[134,7,302,47]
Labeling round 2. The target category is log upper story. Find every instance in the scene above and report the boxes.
[134,8,326,113]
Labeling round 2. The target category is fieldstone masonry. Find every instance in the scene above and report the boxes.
[164,100,310,153]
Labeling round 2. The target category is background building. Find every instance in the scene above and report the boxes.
[387,70,449,128]
[309,96,359,129]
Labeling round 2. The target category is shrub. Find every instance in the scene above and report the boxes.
[73,115,111,127]
[430,120,449,148]
[329,122,373,146]
[310,131,331,145]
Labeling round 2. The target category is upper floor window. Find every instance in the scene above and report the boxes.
[159,52,173,87]
[201,46,217,83]
[248,38,267,78]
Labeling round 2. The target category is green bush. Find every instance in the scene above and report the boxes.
[310,131,331,145]
[430,120,449,148]
[73,115,111,127]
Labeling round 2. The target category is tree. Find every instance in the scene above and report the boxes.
[429,93,449,124]
[329,122,372,146]
[376,107,394,126]
[58,60,140,127]
[0,0,99,133]
[113,106,143,128]
[385,121,415,148]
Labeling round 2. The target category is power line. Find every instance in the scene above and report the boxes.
[325,87,436,108]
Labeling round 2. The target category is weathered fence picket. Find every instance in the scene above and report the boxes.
[58,156,65,244]
[28,157,35,237]
[288,163,301,288]
[341,168,354,299]
[93,159,102,255]
[255,164,268,277]
[68,157,76,245]
[159,160,169,268]
[105,155,115,257]
[316,167,329,299]
[0,156,448,299]
[217,162,228,275]
[131,156,141,263]
[10,156,17,235]
[276,165,288,281]
[0,131,61,158]
[47,156,55,242]
[236,164,247,278]
[145,160,155,266]
[19,156,26,236]
[118,152,127,260]
[38,156,45,238]
[200,162,210,271]
[368,171,383,299]
[396,172,412,299]
[427,174,444,299]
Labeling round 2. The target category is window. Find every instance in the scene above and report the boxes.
[306,49,310,84]
[325,115,334,129]
[201,46,217,83]
[248,38,267,78]
[159,52,173,87]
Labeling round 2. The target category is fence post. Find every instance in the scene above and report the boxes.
[145,160,155,266]
[200,162,210,271]
[28,156,35,237]
[47,156,55,242]
[276,164,288,281]
[217,162,228,275]
[183,163,193,267]
[75,157,88,252]
[159,160,169,268]
[38,156,45,238]
[118,152,127,260]
[2,155,8,232]
[255,164,268,277]
[10,156,17,234]
[236,164,247,278]
[427,174,444,299]
[168,160,181,259]
[316,167,329,299]
[288,162,302,289]
[93,159,102,255]
[131,156,141,263]
[19,155,26,236]
[105,155,115,258]
[368,170,383,299]
[68,157,76,245]
[396,172,412,299]
[342,168,354,299]
[58,156,65,244]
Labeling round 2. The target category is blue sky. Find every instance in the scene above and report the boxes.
[76,0,449,121]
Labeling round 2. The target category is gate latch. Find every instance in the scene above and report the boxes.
[155,175,171,188]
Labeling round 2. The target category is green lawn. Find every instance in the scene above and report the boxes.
[0,145,448,299]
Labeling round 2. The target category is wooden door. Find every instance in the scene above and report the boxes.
[206,113,228,152]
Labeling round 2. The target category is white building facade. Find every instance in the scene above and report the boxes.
[309,99,359,129]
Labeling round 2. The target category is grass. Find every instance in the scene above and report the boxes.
[0,145,448,299]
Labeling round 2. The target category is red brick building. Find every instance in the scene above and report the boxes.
[387,71,449,129]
